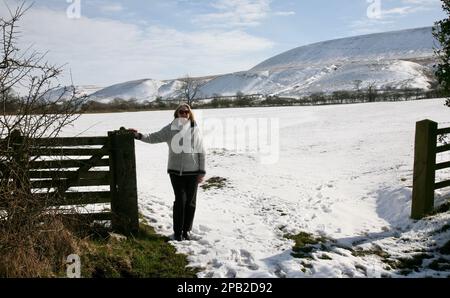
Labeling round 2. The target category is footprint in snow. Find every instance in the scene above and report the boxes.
[143,206,154,212]
[321,205,332,213]
[226,268,237,278]
[197,239,211,246]
[198,225,212,233]
[230,249,259,270]
[210,258,223,268]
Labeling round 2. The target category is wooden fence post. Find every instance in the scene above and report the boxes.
[411,119,437,219]
[10,129,30,194]
[7,129,33,224]
[108,128,139,235]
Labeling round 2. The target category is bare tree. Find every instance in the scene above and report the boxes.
[353,79,363,92]
[0,3,85,277]
[177,74,206,106]
[366,81,378,102]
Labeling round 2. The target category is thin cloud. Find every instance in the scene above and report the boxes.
[378,0,440,19]
[402,0,440,5]
[11,6,273,87]
[274,11,296,16]
[382,6,415,17]
[380,4,437,18]
[192,0,272,28]
[349,0,440,35]
[99,3,125,13]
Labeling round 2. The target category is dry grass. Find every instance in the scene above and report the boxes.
[0,166,80,277]
[0,215,80,277]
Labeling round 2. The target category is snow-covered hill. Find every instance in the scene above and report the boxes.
[42,85,103,101]
[252,27,435,71]
[200,27,436,98]
[88,79,165,103]
[66,26,437,102]
[88,78,211,103]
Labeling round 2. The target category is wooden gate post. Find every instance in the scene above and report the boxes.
[411,119,437,219]
[108,128,139,235]
[10,129,30,194]
[7,129,33,224]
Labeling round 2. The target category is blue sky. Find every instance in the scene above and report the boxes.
[0,0,446,87]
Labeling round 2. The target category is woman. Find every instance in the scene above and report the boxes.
[130,104,206,241]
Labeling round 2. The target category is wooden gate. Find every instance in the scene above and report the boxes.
[412,119,450,219]
[1,128,139,234]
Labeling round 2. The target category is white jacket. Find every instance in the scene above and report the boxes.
[140,118,206,176]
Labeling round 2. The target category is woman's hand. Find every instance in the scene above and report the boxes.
[197,175,205,184]
[128,128,142,140]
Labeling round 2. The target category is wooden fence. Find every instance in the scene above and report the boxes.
[412,119,450,219]
[0,127,139,234]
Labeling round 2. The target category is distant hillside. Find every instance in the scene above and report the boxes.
[200,27,436,98]
[59,27,438,103]
[252,27,435,71]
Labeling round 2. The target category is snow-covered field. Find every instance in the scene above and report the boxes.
[60,98,450,278]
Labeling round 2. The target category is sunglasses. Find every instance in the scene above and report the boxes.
[178,110,189,115]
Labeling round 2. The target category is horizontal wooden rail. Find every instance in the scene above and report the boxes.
[435,180,450,190]
[436,144,450,153]
[29,148,109,157]
[31,177,110,189]
[0,194,111,209]
[30,137,108,147]
[29,158,110,169]
[59,212,113,223]
[436,161,450,170]
[28,170,110,180]
[437,127,450,135]
[34,191,111,206]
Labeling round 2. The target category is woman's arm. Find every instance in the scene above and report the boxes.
[140,124,171,144]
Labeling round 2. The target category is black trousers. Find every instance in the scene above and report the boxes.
[169,174,198,236]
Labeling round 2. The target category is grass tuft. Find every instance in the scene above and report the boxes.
[79,223,199,278]
[428,258,450,271]
[386,253,433,275]
[201,176,228,191]
[352,245,390,259]
[439,240,450,255]
[284,232,329,259]
[429,201,450,216]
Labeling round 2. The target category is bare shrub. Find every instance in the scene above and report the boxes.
[0,3,85,277]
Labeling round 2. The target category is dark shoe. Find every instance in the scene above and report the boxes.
[182,231,190,240]
[174,234,182,241]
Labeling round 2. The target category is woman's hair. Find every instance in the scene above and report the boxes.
[173,103,195,122]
